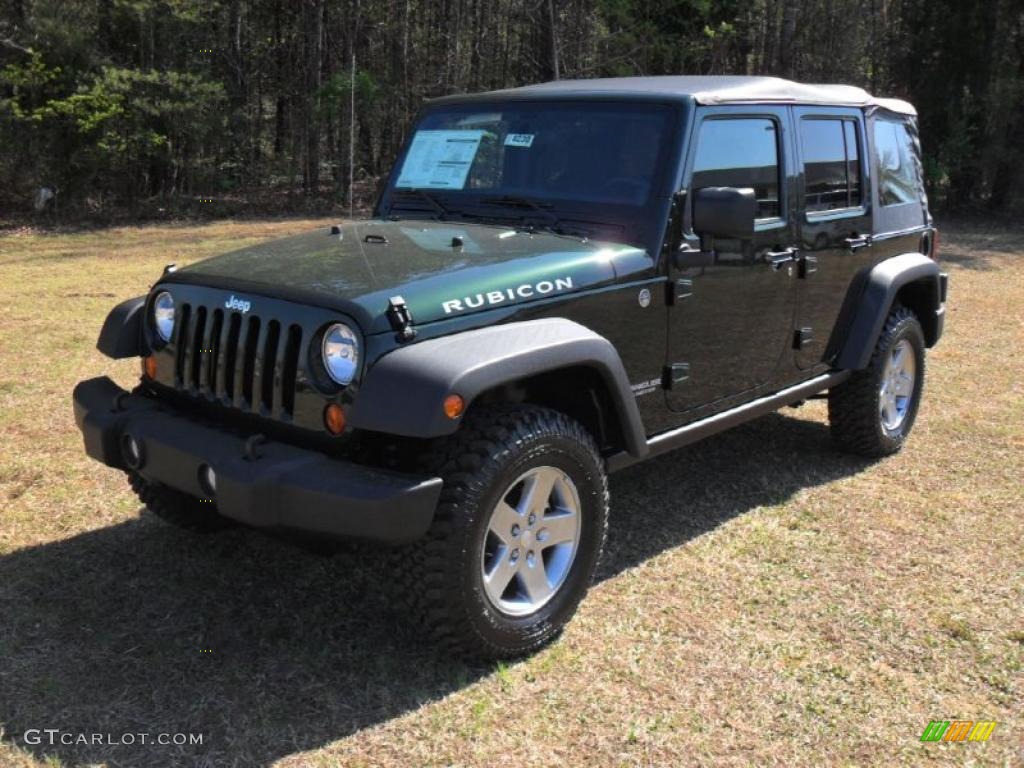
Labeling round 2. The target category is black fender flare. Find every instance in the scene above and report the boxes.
[835,252,942,370]
[347,318,649,458]
[97,296,148,359]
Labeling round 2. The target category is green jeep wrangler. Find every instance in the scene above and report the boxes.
[74,76,947,658]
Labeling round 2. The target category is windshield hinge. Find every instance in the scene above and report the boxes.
[386,296,417,343]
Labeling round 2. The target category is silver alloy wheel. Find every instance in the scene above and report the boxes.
[879,338,916,431]
[480,465,582,617]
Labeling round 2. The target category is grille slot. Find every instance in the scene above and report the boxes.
[259,320,281,413]
[205,309,223,394]
[167,302,303,422]
[189,307,207,392]
[281,325,302,416]
[174,303,192,386]
[222,312,242,400]
[240,316,261,408]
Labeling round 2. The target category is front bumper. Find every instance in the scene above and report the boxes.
[72,377,443,543]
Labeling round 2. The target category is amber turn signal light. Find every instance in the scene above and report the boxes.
[324,403,346,435]
[443,394,465,420]
[143,355,158,379]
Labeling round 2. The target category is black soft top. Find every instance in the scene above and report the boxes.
[429,75,916,115]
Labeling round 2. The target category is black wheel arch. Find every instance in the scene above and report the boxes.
[471,363,627,457]
[834,252,944,371]
[97,295,148,359]
[347,318,649,459]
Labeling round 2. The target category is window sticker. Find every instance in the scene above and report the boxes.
[395,130,484,189]
[504,133,535,148]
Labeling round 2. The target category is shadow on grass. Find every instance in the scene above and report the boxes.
[0,411,872,767]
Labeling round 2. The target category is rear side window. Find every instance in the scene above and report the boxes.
[874,119,921,206]
[691,118,781,220]
[800,118,862,212]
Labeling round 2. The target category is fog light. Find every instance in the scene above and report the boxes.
[324,403,346,435]
[198,464,217,496]
[143,354,158,379]
[443,394,465,420]
[120,433,144,469]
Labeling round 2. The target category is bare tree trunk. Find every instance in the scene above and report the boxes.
[273,0,287,158]
[302,0,323,195]
[545,0,561,79]
[763,0,778,75]
[349,49,356,216]
[402,0,410,117]
[778,0,799,77]
[96,0,113,54]
[226,0,248,174]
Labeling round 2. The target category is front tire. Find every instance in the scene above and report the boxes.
[129,472,233,533]
[829,304,926,457]
[395,405,609,659]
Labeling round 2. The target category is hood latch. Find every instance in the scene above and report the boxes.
[386,295,417,342]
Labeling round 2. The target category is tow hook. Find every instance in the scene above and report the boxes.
[243,434,266,462]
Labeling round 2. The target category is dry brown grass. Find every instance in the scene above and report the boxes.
[0,220,1021,767]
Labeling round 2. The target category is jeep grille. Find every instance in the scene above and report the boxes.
[171,302,303,419]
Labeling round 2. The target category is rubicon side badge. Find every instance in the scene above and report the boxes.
[441,277,573,314]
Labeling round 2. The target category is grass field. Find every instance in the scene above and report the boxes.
[0,220,1021,767]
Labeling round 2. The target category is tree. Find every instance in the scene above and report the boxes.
[0,0,1021,217]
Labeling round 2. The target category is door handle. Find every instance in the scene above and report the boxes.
[765,247,798,270]
[844,235,871,252]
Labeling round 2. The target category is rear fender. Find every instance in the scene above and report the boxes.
[835,253,943,370]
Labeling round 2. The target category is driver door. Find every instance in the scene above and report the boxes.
[665,107,799,416]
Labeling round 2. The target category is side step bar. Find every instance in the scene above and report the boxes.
[606,371,851,473]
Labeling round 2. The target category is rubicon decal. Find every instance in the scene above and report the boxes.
[441,277,574,314]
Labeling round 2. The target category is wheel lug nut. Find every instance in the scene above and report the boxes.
[526,550,535,566]
[528,513,536,526]
[510,549,519,562]
[511,524,521,537]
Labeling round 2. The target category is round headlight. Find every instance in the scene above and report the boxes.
[322,323,359,386]
[153,291,175,342]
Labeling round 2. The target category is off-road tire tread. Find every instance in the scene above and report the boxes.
[128,472,233,532]
[829,304,925,457]
[391,405,608,659]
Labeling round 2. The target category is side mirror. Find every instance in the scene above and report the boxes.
[692,187,757,240]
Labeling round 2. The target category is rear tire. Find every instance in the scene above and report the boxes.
[393,405,609,660]
[829,304,926,457]
[128,472,233,533]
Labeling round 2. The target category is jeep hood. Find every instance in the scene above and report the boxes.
[171,220,651,335]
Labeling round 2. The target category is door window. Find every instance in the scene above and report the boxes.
[845,121,861,206]
[800,118,862,212]
[873,119,922,206]
[691,118,781,220]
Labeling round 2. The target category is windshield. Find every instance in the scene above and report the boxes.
[380,100,679,247]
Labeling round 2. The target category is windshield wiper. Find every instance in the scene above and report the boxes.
[480,195,555,219]
[479,196,591,241]
[389,188,455,219]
